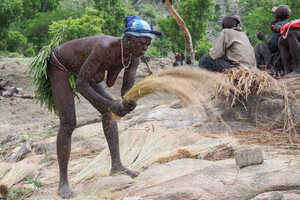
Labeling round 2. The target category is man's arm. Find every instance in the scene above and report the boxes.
[209,30,226,60]
[121,58,139,97]
[76,47,115,113]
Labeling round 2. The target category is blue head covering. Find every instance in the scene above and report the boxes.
[124,16,162,39]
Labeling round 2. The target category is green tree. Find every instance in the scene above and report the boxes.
[49,8,104,42]
[22,0,61,19]
[93,0,129,36]
[6,30,27,52]
[157,0,214,55]
[0,0,23,32]
[239,0,300,46]
[21,7,83,50]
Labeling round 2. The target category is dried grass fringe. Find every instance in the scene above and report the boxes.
[217,68,297,136]
[27,27,77,113]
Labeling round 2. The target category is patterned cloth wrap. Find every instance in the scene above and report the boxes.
[124,16,162,39]
[280,19,300,39]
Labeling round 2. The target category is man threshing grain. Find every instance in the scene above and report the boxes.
[198,14,257,72]
[30,16,161,198]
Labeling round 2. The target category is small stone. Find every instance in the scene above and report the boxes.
[234,146,264,168]
[251,191,283,200]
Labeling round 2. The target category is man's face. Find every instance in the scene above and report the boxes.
[132,36,152,57]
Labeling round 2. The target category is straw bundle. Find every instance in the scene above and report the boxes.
[217,68,285,106]
[216,68,297,135]
[28,27,76,112]
[112,66,224,120]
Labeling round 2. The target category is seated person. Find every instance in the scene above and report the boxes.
[279,18,300,75]
[173,52,185,66]
[268,5,291,54]
[198,14,256,72]
[254,32,271,70]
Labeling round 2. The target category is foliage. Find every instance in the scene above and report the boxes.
[21,8,84,51]
[26,177,43,189]
[49,8,104,42]
[6,31,27,52]
[194,38,212,60]
[8,187,34,200]
[157,0,215,54]
[148,36,172,58]
[0,0,23,29]
[24,46,36,57]
[93,0,129,36]
[0,0,23,40]
[238,0,277,45]
[28,28,65,112]
[239,0,300,46]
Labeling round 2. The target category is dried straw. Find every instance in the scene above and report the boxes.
[112,66,223,120]
[216,68,297,136]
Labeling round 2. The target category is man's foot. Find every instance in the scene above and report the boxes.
[58,184,74,199]
[110,166,139,178]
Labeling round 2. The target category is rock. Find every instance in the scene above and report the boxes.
[234,146,264,168]
[198,143,234,161]
[251,191,283,200]
[0,80,8,88]
[2,86,18,97]
[9,139,32,162]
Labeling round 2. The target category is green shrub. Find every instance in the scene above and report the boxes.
[145,46,161,59]
[23,46,36,57]
[194,38,212,60]
[6,31,27,52]
[49,8,104,42]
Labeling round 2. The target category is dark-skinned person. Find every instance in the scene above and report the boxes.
[198,14,256,72]
[46,16,161,198]
[253,5,290,76]
[278,18,300,76]
[254,31,272,70]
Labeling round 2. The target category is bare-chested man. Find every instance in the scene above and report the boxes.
[47,16,161,198]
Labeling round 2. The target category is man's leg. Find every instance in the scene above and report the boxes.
[48,65,76,199]
[278,37,292,74]
[89,83,139,178]
[286,29,300,73]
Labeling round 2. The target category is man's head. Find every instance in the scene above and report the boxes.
[221,14,241,29]
[123,16,161,56]
[272,5,291,21]
[125,34,152,57]
[256,31,266,41]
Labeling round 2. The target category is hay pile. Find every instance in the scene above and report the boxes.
[113,66,297,134]
[216,68,297,135]
[217,68,286,105]
[112,66,225,120]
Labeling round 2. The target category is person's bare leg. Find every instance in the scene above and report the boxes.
[89,83,139,178]
[48,65,76,198]
[101,112,139,178]
[286,30,300,73]
[279,37,292,74]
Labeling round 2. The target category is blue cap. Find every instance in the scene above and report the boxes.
[124,16,162,39]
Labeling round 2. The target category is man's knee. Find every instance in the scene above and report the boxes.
[60,119,76,135]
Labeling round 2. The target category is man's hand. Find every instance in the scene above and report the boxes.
[271,25,281,32]
[110,99,136,117]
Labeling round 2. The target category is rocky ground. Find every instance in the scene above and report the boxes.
[0,56,300,200]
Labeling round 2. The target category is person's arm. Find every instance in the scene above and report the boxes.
[121,58,139,97]
[77,47,135,116]
[209,30,226,60]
